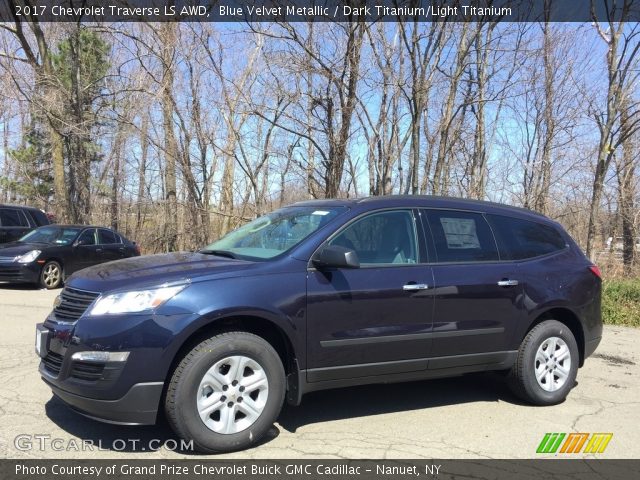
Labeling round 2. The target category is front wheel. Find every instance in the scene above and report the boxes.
[508,320,578,405]
[40,261,63,289]
[165,331,285,453]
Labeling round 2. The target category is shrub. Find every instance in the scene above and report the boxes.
[602,279,640,327]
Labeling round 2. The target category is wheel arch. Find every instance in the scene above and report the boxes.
[525,307,586,367]
[162,313,300,406]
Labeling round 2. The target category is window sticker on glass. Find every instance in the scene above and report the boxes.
[440,218,481,249]
[312,210,330,216]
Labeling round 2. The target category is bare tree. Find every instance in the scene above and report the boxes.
[587,4,640,258]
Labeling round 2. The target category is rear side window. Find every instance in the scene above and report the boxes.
[0,208,29,227]
[487,215,567,260]
[426,210,498,262]
[98,229,119,244]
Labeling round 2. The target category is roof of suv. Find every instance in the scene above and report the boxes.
[0,203,42,211]
[293,195,551,223]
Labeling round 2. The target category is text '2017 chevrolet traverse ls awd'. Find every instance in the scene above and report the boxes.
[36,196,602,452]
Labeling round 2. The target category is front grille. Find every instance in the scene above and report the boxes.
[0,266,21,278]
[42,351,64,376]
[53,287,100,322]
[70,362,105,381]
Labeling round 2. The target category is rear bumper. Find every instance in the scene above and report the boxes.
[44,378,163,425]
[584,336,602,361]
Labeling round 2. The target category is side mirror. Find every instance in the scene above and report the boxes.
[312,245,360,269]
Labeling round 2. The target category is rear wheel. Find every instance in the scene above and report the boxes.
[508,320,578,405]
[165,331,285,453]
[40,261,63,289]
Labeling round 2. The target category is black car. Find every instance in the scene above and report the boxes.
[0,225,140,289]
[0,204,50,244]
[35,196,602,453]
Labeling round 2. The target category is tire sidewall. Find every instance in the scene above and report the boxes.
[40,261,62,289]
[170,333,285,453]
[522,320,579,404]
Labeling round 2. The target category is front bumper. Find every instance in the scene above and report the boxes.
[0,261,40,283]
[44,378,163,425]
[36,304,199,425]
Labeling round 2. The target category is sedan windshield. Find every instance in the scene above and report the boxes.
[203,206,347,260]
[19,226,82,246]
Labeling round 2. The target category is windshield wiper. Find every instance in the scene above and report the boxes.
[199,249,237,259]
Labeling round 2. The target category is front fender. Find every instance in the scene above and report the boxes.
[159,272,307,369]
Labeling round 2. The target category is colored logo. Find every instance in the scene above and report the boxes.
[537,433,613,454]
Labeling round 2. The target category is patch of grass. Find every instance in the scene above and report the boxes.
[602,279,640,327]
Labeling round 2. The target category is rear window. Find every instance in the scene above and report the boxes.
[0,208,29,227]
[487,215,567,260]
[426,210,498,262]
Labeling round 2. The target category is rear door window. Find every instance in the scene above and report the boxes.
[0,208,29,227]
[487,215,567,260]
[98,229,119,244]
[426,210,498,263]
[77,229,96,246]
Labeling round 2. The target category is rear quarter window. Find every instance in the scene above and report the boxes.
[27,208,49,226]
[487,214,567,260]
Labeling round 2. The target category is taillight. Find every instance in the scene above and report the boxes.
[589,265,602,279]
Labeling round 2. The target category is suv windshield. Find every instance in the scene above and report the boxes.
[203,206,347,260]
[19,226,82,245]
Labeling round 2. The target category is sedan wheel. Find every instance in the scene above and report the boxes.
[40,261,63,289]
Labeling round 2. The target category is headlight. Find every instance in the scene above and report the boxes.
[89,285,186,315]
[15,250,41,263]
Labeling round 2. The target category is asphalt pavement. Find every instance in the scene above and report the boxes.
[1,284,638,459]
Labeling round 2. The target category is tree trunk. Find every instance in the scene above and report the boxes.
[160,23,179,252]
[433,24,470,195]
[618,101,636,273]
[535,20,555,214]
[136,113,149,233]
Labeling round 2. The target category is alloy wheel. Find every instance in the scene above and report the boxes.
[534,336,571,392]
[42,263,61,288]
[196,355,269,434]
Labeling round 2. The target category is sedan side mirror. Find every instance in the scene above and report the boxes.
[312,245,360,269]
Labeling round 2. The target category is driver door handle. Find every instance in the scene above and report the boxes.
[403,283,429,291]
[497,279,519,287]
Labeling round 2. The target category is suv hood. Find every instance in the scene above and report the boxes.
[67,252,261,293]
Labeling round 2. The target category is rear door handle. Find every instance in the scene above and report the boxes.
[497,279,519,287]
[403,283,429,291]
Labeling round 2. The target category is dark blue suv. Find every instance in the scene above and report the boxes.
[36,196,602,452]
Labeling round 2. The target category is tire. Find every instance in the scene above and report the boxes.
[40,261,63,289]
[508,320,579,405]
[165,331,285,453]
